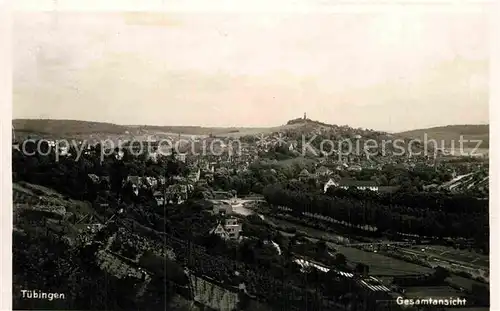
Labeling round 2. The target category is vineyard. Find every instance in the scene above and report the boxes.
[148,231,358,311]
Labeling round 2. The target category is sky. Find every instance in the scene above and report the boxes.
[12,6,491,132]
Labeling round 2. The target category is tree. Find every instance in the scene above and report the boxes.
[166,160,181,181]
[316,240,328,255]
[432,266,450,283]
[355,263,369,276]
[110,160,128,194]
[192,185,208,199]
[334,253,347,266]
[471,284,489,306]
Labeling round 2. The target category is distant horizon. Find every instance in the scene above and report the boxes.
[13,11,490,132]
[11,117,490,134]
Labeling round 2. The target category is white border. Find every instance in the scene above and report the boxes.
[11,0,494,13]
[0,0,13,310]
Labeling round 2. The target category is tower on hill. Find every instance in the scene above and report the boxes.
[303,112,307,120]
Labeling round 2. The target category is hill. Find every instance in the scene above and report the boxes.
[396,125,489,150]
[12,118,299,141]
[14,119,488,156]
[441,172,489,194]
[12,118,343,143]
[12,181,200,310]
[423,170,489,196]
[11,118,426,159]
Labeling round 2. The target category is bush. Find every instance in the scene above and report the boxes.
[138,252,188,286]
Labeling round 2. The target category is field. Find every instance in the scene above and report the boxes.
[412,245,489,268]
[403,286,464,299]
[396,124,489,149]
[266,216,348,243]
[447,275,488,292]
[266,216,432,276]
[13,118,305,141]
[454,147,489,157]
[13,182,103,244]
[333,245,432,276]
[13,182,96,217]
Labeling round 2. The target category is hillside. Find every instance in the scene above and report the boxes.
[11,118,425,159]
[437,171,489,195]
[12,118,356,142]
[14,119,488,155]
[12,118,297,140]
[396,125,489,150]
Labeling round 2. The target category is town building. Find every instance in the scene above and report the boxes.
[298,168,311,181]
[210,217,243,241]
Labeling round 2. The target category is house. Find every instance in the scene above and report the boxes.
[324,178,379,192]
[210,217,242,240]
[175,153,187,163]
[188,169,201,183]
[115,150,125,160]
[287,141,298,151]
[164,184,192,204]
[323,178,338,193]
[210,223,230,240]
[223,217,243,240]
[298,168,311,180]
[202,171,214,183]
[153,191,165,206]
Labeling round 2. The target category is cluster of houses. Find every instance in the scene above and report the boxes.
[86,171,196,206]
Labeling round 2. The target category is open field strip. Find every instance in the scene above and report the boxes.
[265,216,432,276]
[404,247,488,270]
[412,245,489,268]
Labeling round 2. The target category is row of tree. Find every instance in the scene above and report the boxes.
[326,187,488,214]
[263,184,488,252]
